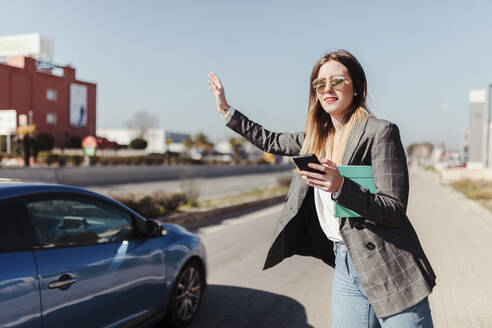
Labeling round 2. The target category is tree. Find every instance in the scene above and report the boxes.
[32,133,55,159]
[407,142,434,161]
[183,136,194,151]
[130,138,148,150]
[65,136,82,149]
[126,110,159,138]
[194,132,214,151]
[229,137,245,163]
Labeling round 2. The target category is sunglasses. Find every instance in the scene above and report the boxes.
[312,75,346,93]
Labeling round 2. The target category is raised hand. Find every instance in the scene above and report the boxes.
[208,72,230,112]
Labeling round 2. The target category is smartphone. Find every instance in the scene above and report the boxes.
[292,154,324,174]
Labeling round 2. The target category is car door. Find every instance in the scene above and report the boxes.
[21,193,167,328]
[0,200,42,328]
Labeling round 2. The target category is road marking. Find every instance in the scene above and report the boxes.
[197,204,284,235]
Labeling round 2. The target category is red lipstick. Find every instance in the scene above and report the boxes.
[324,96,338,104]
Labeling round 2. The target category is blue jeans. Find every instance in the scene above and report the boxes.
[332,242,434,328]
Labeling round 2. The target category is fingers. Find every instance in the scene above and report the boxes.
[319,158,337,167]
[307,162,336,173]
[207,76,217,87]
[300,163,338,184]
[301,174,335,192]
[300,170,325,180]
[304,179,329,191]
[301,171,340,192]
[208,72,223,88]
[208,79,217,90]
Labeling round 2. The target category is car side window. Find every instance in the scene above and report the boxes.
[26,195,135,248]
[0,202,25,251]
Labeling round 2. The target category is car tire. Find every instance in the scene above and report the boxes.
[162,260,204,327]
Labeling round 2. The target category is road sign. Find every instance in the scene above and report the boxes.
[82,136,97,148]
[82,136,98,156]
[0,110,17,134]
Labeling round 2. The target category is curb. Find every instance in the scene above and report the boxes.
[0,164,294,186]
[156,194,286,229]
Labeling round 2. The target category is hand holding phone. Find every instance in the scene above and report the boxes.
[292,154,325,174]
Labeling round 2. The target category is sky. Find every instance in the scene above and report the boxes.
[1,0,492,149]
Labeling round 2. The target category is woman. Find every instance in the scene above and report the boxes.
[208,50,436,327]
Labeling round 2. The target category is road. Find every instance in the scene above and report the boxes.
[184,166,492,327]
[87,171,292,200]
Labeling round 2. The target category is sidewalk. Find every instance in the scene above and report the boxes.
[408,166,492,327]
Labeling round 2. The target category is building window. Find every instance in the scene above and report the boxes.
[46,113,57,125]
[46,89,57,101]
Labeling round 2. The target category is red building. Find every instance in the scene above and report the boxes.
[0,56,96,147]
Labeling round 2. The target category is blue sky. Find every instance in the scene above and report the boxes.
[2,0,492,149]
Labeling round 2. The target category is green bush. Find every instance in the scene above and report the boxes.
[155,192,188,213]
[105,156,115,165]
[70,155,84,166]
[136,196,162,218]
[130,138,147,150]
[113,194,140,212]
[127,156,140,165]
[99,156,111,166]
[144,156,154,165]
[89,156,99,166]
[38,152,59,166]
[58,155,67,167]
[65,137,82,149]
[33,133,55,157]
[114,191,189,218]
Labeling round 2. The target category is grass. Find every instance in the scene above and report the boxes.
[449,179,492,201]
[423,166,438,173]
[448,178,492,212]
[113,173,293,218]
[179,185,289,211]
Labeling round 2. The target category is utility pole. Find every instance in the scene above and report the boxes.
[442,101,448,156]
[487,84,492,167]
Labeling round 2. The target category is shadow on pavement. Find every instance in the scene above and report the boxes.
[187,284,314,328]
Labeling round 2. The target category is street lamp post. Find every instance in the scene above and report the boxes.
[487,84,492,168]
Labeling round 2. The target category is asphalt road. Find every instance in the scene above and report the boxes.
[183,166,492,327]
[87,171,293,200]
[190,204,329,328]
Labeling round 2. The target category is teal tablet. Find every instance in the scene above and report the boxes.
[334,165,375,218]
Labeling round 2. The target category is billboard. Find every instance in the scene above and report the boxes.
[0,110,17,134]
[0,33,54,59]
[70,83,87,127]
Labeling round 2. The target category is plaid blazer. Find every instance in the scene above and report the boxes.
[226,109,436,318]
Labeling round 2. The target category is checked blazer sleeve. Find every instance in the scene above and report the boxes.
[333,122,409,228]
[226,109,304,156]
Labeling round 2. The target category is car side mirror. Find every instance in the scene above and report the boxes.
[146,220,167,238]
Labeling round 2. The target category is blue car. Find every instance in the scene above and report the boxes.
[0,181,207,328]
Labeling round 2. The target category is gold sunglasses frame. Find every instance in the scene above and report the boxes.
[312,75,346,93]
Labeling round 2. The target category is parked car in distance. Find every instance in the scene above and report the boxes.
[0,181,207,328]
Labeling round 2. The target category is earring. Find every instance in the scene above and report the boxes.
[354,92,358,96]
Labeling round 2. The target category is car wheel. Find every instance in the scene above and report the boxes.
[163,260,204,327]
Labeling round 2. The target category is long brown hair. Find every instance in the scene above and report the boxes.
[299,50,371,165]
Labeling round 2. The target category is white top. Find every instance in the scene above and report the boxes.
[313,179,344,243]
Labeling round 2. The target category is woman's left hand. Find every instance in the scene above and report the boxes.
[300,159,343,193]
